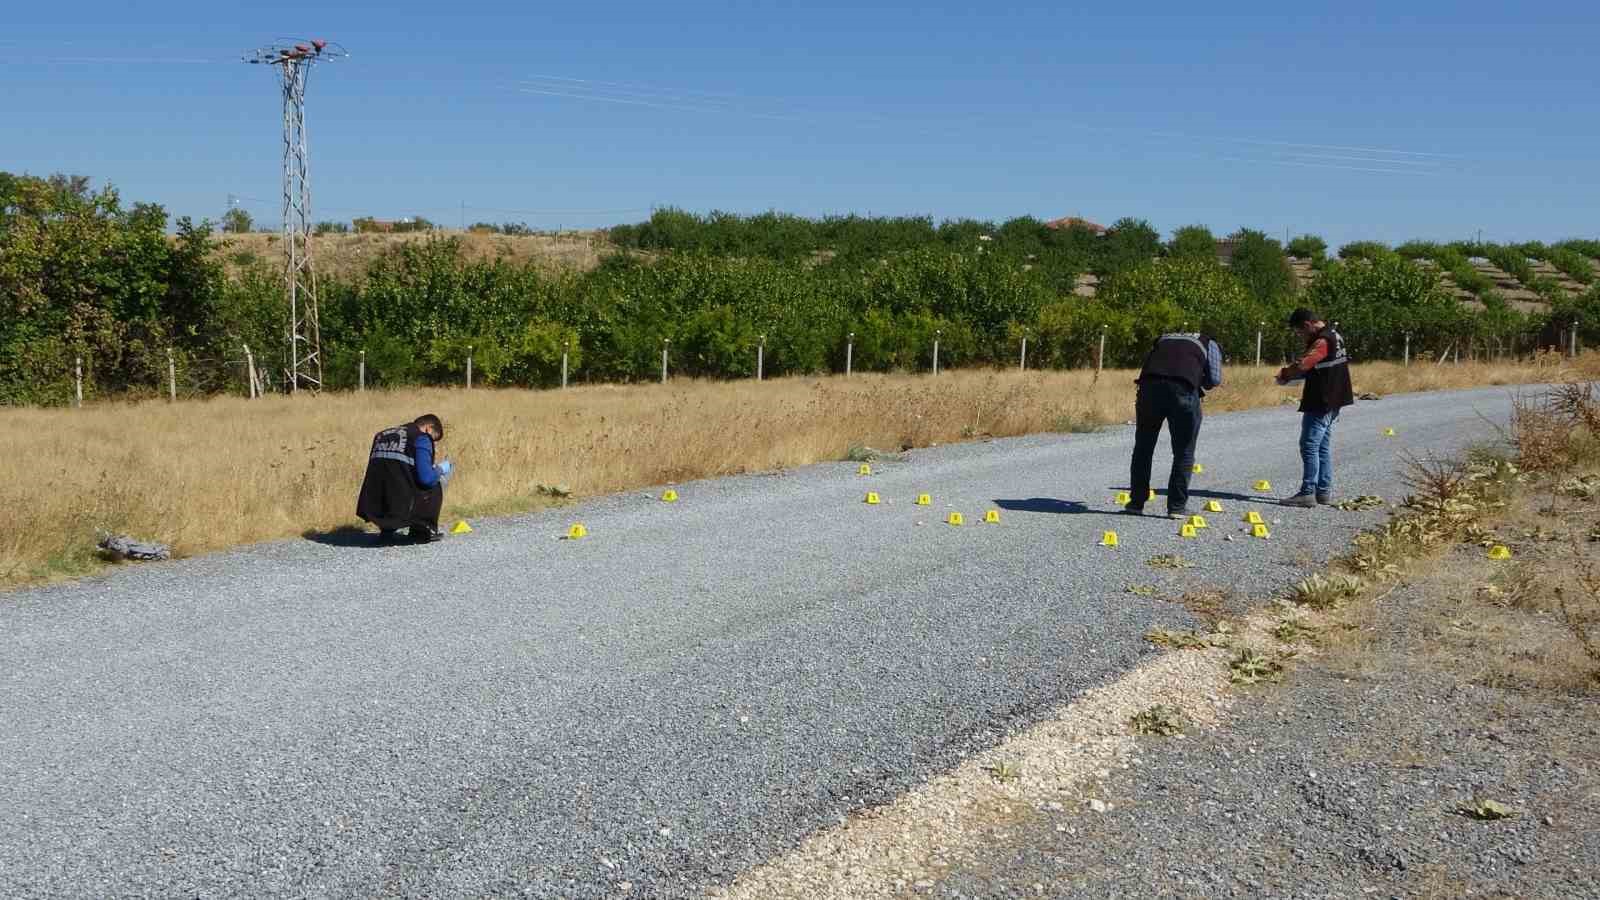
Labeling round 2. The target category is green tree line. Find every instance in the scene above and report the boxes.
[4,177,1596,404]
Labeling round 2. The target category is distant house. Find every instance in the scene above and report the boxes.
[1045,216,1108,235]
[354,217,397,234]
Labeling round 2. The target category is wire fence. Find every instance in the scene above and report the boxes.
[49,321,1581,408]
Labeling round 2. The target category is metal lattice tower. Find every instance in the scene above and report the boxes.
[244,39,346,393]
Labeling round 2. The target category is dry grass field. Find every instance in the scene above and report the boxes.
[216,229,607,280]
[0,355,1587,589]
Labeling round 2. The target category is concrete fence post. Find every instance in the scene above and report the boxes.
[466,346,474,389]
[359,350,366,392]
[1255,323,1264,367]
[756,334,765,381]
[846,333,854,377]
[167,348,177,402]
[1403,332,1411,367]
[1019,336,1027,372]
[661,338,670,384]
[561,340,570,389]
[74,356,83,408]
[1096,325,1107,376]
[932,330,941,376]
[244,344,258,398]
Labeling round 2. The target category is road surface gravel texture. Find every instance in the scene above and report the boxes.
[0,385,1518,898]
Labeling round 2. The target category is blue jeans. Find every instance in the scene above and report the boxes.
[1299,410,1340,496]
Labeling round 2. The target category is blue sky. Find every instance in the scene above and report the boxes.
[5,2,1596,249]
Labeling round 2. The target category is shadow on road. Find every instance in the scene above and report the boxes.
[302,525,382,549]
[993,498,1098,515]
[1108,486,1280,506]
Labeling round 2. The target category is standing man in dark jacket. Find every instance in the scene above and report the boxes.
[1276,309,1354,507]
[1126,331,1224,518]
[356,413,454,543]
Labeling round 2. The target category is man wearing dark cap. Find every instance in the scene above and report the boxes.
[1276,308,1354,507]
[1125,330,1224,518]
[356,413,455,543]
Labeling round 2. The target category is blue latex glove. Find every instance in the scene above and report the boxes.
[437,459,454,484]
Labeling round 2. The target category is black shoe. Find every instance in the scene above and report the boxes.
[1281,493,1317,508]
[1121,503,1145,516]
[377,529,401,545]
[1316,493,1333,505]
[1167,505,1190,519]
[409,527,444,544]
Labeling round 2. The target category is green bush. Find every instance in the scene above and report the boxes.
[1304,255,1469,357]
[1168,225,1216,259]
[1337,240,1394,261]
[1548,248,1596,285]
[1286,234,1328,262]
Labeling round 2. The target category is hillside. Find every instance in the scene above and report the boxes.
[214,229,609,280]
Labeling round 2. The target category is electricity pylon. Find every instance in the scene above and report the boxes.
[243,39,346,393]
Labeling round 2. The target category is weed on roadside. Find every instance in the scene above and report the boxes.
[1130,705,1187,736]
[1287,573,1365,609]
[1173,589,1230,625]
[1456,797,1516,821]
[1272,614,1321,645]
[1228,648,1286,685]
[984,760,1022,782]
[1334,495,1386,511]
[1145,628,1227,650]
[1562,558,1600,683]
[1557,475,1600,500]
[1146,554,1194,569]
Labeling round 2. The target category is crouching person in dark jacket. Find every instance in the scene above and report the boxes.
[356,413,454,543]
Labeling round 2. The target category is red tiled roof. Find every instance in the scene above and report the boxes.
[1045,216,1107,234]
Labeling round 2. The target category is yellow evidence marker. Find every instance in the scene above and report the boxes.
[1187,515,1208,529]
[566,523,588,539]
[1254,480,1273,492]
[1099,531,1120,548]
[450,520,473,535]
[1114,491,1132,505]
[984,509,1001,524]
[864,492,881,505]
[1252,523,1271,539]
[915,493,932,506]
[947,512,964,526]
[1488,544,1512,560]
[1383,428,1397,437]
[1179,524,1199,538]
[661,489,679,503]
[858,463,872,476]
[1192,463,1205,474]
[1244,511,1265,525]
[1149,488,1158,501]
[1205,500,1224,513]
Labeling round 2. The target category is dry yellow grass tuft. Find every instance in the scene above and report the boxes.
[0,356,1588,589]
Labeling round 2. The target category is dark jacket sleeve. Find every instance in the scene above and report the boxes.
[414,434,440,489]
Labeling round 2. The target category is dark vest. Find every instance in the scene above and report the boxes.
[1139,332,1215,392]
[356,424,424,529]
[1301,326,1354,414]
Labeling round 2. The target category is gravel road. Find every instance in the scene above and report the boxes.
[0,384,1519,898]
[933,540,1600,900]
